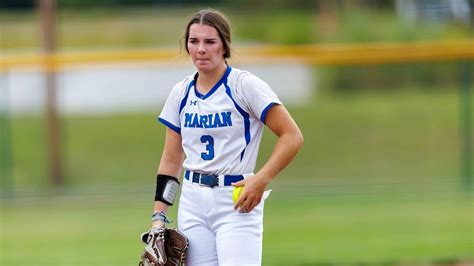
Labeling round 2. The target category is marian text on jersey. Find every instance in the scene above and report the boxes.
[183,111,233,129]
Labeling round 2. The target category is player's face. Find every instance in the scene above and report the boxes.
[187,23,226,73]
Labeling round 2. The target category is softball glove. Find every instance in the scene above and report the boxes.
[139,227,188,266]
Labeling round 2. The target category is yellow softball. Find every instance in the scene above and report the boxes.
[232,186,244,204]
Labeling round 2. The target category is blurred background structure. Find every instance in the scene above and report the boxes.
[1,0,473,265]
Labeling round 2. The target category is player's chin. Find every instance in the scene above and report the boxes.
[194,63,213,72]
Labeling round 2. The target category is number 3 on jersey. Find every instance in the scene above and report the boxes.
[200,135,214,160]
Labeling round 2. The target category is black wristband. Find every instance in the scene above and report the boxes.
[155,174,180,205]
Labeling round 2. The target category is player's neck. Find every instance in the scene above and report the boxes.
[196,63,228,94]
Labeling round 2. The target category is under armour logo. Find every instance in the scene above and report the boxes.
[190,100,197,106]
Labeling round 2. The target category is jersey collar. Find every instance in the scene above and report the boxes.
[193,66,232,100]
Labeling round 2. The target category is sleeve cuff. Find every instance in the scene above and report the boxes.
[157,117,181,134]
[260,102,280,124]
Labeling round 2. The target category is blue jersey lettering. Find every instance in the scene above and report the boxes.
[183,112,232,128]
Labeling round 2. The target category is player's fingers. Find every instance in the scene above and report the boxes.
[244,203,254,213]
[231,180,245,187]
[239,203,250,213]
[237,195,253,212]
[251,194,262,210]
[243,199,258,213]
[239,193,259,213]
[234,191,247,210]
[246,193,263,213]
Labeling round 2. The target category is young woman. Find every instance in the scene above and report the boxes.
[150,9,303,266]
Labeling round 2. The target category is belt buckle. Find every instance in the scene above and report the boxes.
[200,174,219,187]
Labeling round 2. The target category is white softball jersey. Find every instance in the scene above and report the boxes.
[158,66,279,265]
[158,66,282,176]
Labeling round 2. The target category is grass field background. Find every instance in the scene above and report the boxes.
[2,86,473,265]
[2,181,472,265]
[1,4,473,266]
[3,86,466,188]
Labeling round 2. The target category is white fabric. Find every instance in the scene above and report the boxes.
[159,66,279,265]
[158,66,282,175]
[178,179,271,266]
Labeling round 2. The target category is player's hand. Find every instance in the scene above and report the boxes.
[151,220,166,228]
[140,227,167,265]
[231,174,270,213]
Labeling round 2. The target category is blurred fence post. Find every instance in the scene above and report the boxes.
[39,0,63,186]
[0,74,13,198]
[460,60,472,192]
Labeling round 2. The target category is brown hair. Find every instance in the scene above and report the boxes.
[183,9,232,59]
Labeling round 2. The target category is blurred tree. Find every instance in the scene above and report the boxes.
[316,1,340,37]
[56,0,218,8]
[0,0,399,10]
[349,0,394,9]
[219,0,316,9]
[0,0,34,9]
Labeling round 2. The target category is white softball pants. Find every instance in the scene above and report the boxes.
[177,178,271,266]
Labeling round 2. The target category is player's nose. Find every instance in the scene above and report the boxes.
[197,43,206,54]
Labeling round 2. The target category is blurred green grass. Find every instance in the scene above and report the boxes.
[3,85,472,264]
[6,87,465,189]
[1,182,472,265]
[1,5,473,264]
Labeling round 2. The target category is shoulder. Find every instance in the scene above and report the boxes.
[175,72,196,91]
[233,67,269,88]
[242,72,269,89]
[226,67,245,85]
[169,72,196,96]
[227,67,268,91]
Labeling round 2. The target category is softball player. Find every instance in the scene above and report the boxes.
[149,9,303,266]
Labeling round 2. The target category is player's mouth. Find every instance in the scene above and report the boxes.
[196,59,211,66]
